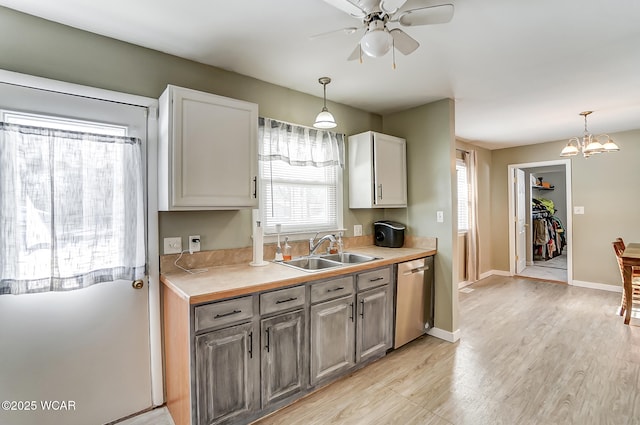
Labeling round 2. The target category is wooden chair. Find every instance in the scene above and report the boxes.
[613,237,640,316]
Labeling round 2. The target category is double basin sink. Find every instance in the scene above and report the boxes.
[278,252,379,272]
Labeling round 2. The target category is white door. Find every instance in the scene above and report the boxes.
[515,168,527,273]
[0,83,152,425]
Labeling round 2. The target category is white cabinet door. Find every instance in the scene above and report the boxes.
[348,131,407,208]
[373,133,407,207]
[159,85,258,210]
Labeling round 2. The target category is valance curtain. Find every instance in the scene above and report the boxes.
[258,117,344,167]
[258,117,344,234]
[0,122,145,295]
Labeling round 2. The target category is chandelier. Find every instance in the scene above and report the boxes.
[560,111,620,158]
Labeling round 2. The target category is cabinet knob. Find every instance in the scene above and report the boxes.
[132,279,144,289]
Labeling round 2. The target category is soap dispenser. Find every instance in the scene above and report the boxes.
[337,232,344,255]
[283,237,292,261]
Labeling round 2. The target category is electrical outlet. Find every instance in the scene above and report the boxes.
[189,235,201,254]
[164,237,182,254]
[574,206,585,215]
[353,224,363,237]
[437,211,444,223]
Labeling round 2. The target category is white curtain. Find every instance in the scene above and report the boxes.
[465,150,480,282]
[0,122,145,295]
[258,117,344,167]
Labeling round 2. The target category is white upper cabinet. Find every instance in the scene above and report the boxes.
[158,85,258,210]
[348,131,407,208]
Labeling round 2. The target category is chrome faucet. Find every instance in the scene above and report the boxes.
[309,233,336,256]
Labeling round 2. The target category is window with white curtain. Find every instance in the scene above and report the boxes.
[456,158,469,232]
[258,117,344,235]
[0,113,145,295]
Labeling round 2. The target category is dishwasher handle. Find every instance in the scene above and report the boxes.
[402,265,429,276]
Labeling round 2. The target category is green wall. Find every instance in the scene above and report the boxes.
[383,99,458,333]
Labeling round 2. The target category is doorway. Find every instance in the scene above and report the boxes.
[508,160,572,283]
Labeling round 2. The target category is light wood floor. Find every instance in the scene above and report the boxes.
[130,275,640,425]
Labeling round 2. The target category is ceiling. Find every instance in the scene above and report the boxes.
[2,0,640,149]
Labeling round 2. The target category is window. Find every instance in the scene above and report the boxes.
[0,111,145,295]
[456,158,469,232]
[258,117,343,235]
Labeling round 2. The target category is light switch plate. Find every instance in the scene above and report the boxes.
[164,237,182,254]
[573,206,585,215]
[353,224,363,236]
[437,211,444,223]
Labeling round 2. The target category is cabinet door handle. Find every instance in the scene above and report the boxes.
[350,302,354,322]
[369,277,384,282]
[252,176,257,199]
[275,296,298,304]
[378,183,383,200]
[359,299,365,318]
[249,331,253,359]
[265,328,270,353]
[327,286,345,293]
[214,309,241,319]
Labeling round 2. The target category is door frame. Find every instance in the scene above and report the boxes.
[0,69,163,407]
[507,159,573,283]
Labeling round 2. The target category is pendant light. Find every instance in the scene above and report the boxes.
[313,77,337,129]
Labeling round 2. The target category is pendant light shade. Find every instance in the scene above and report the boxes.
[313,77,337,129]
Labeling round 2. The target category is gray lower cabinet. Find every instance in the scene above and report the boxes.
[356,286,391,363]
[310,294,356,385]
[260,309,306,407]
[195,321,259,425]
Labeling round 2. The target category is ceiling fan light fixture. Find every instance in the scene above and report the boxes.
[313,77,337,129]
[361,20,393,57]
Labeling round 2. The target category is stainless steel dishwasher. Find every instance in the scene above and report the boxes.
[394,256,434,348]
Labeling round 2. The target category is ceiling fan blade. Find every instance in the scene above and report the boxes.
[380,0,408,14]
[309,27,360,40]
[397,3,454,26]
[347,44,362,61]
[389,28,419,55]
[322,0,367,18]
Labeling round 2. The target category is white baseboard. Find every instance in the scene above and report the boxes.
[480,270,511,279]
[427,327,461,343]
[570,280,622,293]
[458,280,472,289]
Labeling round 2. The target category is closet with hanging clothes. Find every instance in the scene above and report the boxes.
[532,196,565,260]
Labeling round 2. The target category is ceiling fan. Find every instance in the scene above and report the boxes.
[317,0,454,61]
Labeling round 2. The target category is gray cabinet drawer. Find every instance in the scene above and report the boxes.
[194,296,254,332]
[311,276,354,304]
[260,285,306,315]
[357,267,391,291]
